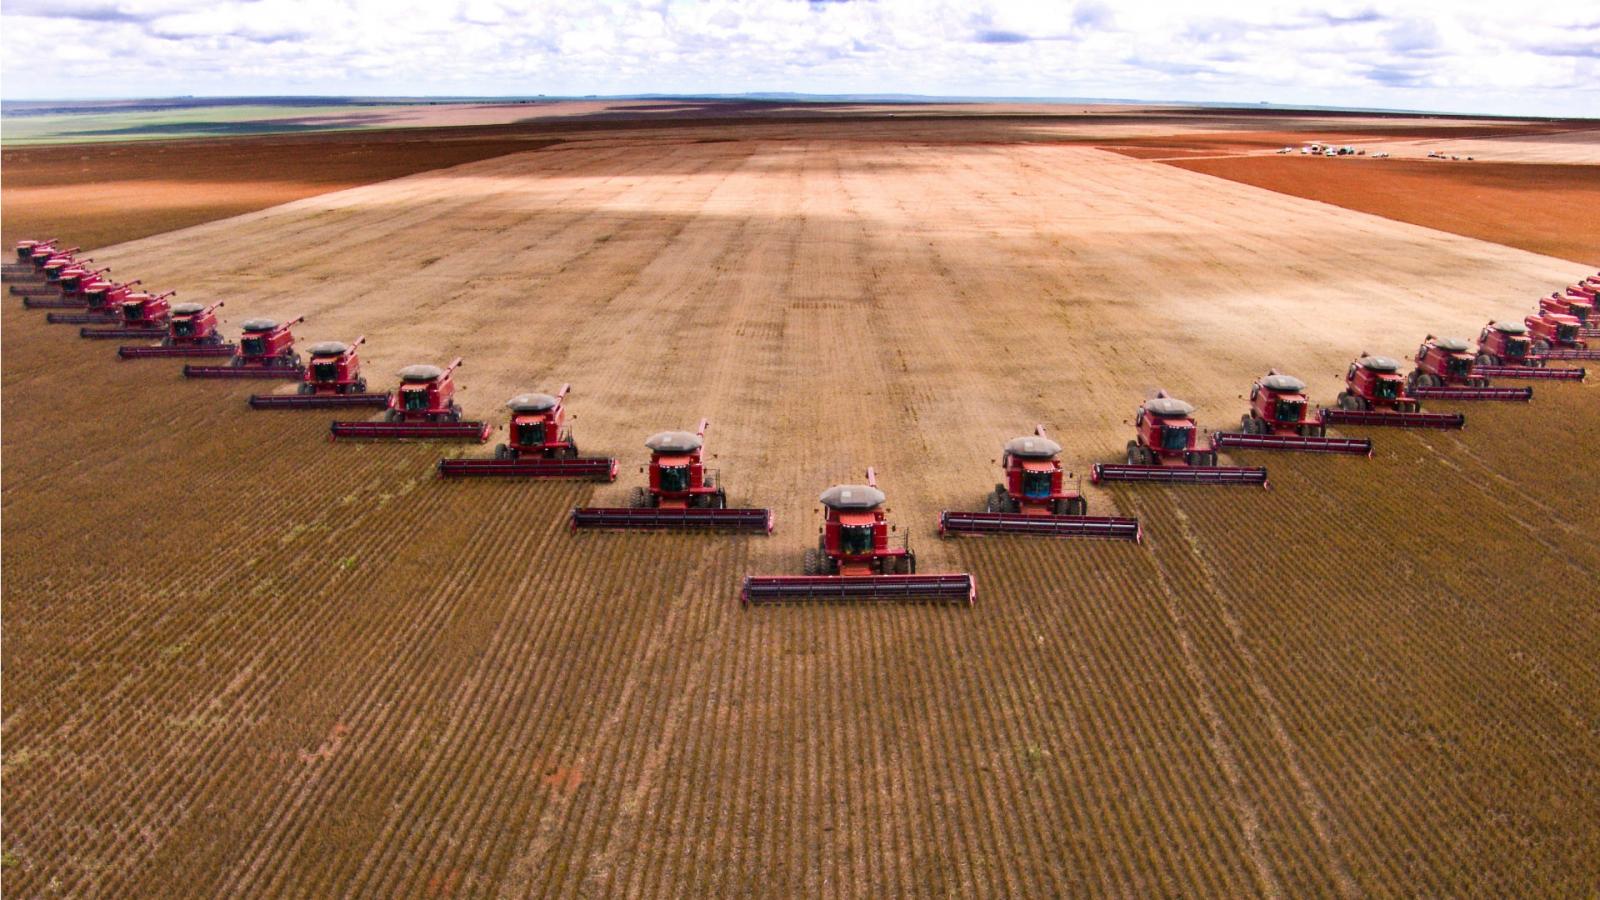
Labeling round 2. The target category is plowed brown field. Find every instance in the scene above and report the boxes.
[5,114,1599,895]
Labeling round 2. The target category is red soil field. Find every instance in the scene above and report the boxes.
[1167,156,1600,266]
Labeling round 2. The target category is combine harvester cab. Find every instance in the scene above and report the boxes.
[118,301,237,359]
[184,315,307,378]
[329,358,491,442]
[938,425,1142,540]
[1092,393,1269,486]
[1211,371,1373,456]
[438,384,618,480]
[78,290,175,339]
[249,336,392,409]
[1321,355,1465,430]
[745,468,974,605]
[1472,321,1584,380]
[570,421,768,530]
[22,265,110,308]
[1406,336,1532,402]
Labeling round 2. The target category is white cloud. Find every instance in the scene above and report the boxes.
[0,0,1594,116]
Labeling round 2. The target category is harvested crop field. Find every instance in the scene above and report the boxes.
[4,111,1600,895]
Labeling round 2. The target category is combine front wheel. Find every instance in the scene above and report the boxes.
[803,548,822,576]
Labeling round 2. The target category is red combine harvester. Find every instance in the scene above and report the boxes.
[46,278,142,324]
[1541,292,1593,326]
[249,336,391,409]
[570,420,770,531]
[79,290,175,339]
[21,265,111,308]
[329,358,491,441]
[12,249,86,297]
[938,426,1142,540]
[744,468,974,605]
[118,301,236,359]
[1524,310,1600,361]
[10,238,56,269]
[1091,393,1269,486]
[1406,336,1532,401]
[438,385,618,479]
[1321,355,1465,429]
[1470,321,1584,380]
[184,316,306,378]
[1211,372,1373,456]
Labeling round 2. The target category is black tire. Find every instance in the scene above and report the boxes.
[229,355,243,368]
[1534,339,1551,354]
[297,382,314,395]
[904,550,917,574]
[1064,496,1088,516]
[354,377,367,392]
[1125,440,1140,465]
[802,547,821,576]
[494,444,510,460]
[628,486,650,508]
[1476,353,1496,367]
[564,442,578,459]
[985,490,1003,513]
[385,408,400,422]
[713,490,727,510]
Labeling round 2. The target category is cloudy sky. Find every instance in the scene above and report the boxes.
[2,0,1596,116]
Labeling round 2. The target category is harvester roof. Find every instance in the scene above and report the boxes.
[819,483,886,510]
[241,318,278,332]
[1260,373,1306,393]
[1145,396,1195,418]
[1492,321,1527,335]
[307,341,350,356]
[644,431,702,453]
[398,364,445,382]
[1359,356,1401,373]
[171,302,206,315]
[1432,337,1471,353]
[507,393,561,412]
[1003,435,1062,459]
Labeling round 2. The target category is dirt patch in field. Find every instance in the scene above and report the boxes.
[1166,155,1600,266]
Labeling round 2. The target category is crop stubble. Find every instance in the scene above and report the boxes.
[3,128,1598,895]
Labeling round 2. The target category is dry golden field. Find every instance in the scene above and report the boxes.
[4,109,1599,896]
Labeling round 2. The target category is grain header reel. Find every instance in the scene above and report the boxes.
[744,468,975,605]
[438,385,618,479]
[938,426,1142,540]
[329,357,491,441]
[570,420,770,531]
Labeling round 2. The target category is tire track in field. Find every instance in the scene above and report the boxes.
[1115,490,1284,900]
